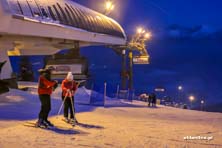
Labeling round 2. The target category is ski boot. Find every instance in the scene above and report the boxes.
[44,120,54,127]
[63,117,70,123]
[70,118,78,126]
[35,119,48,128]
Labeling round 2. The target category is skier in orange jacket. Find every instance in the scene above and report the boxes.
[61,72,79,124]
[36,68,58,128]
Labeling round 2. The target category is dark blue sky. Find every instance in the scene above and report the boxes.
[73,0,222,105]
[75,0,222,32]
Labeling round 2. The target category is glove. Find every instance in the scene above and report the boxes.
[53,81,58,90]
[67,89,72,94]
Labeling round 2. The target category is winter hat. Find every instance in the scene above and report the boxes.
[38,66,55,74]
[66,72,73,81]
[38,68,50,74]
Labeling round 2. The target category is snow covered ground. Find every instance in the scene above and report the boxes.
[0,82,222,148]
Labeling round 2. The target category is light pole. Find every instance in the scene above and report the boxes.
[127,27,152,100]
[128,49,133,91]
[177,85,183,102]
[121,49,127,90]
[189,95,195,109]
[109,27,151,100]
[200,100,205,111]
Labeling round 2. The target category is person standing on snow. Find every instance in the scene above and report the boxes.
[61,72,79,124]
[148,93,152,107]
[36,68,58,128]
[151,93,157,107]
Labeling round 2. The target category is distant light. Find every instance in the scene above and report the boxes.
[178,86,183,90]
[155,88,165,92]
[137,27,143,34]
[189,95,195,101]
[105,1,112,9]
[144,32,151,39]
[201,100,204,104]
[105,1,114,13]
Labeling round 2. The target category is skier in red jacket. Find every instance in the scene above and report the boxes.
[61,72,78,124]
[36,68,58,128]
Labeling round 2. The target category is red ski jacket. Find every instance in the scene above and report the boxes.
[38,76,56,95]
[61,79,77,97]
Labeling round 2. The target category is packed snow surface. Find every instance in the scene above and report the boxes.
[0,82,222,148]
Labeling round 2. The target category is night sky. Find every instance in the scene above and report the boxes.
[75,0,222,32]
[73,0,222,106]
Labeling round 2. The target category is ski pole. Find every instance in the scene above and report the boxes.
[56,91,71,117]
[70,94,76,121]
[70,82,80,122]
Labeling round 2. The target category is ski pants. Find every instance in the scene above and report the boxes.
[38,94,51,121]
[62,96,75,119]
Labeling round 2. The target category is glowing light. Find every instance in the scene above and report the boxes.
[178,86,183,90]
[141,29,146,34]
[137,27,143,34]
[201,100,204,104]
[105,1,114,12]
[144,32,151,39]
[189,95,195,101]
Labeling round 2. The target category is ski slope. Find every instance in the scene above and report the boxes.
[0,82,222,148]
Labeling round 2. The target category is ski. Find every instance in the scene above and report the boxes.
[24,122,63,130]
[24,122,49,129]
[61,119,101,129]
[61,118,76,127]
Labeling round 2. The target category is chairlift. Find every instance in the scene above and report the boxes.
[44,50,89,84]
